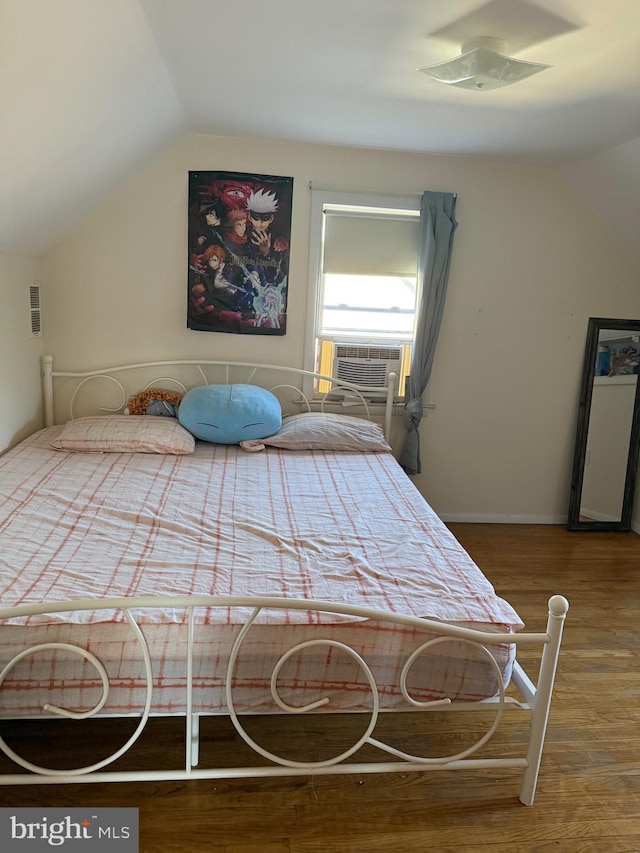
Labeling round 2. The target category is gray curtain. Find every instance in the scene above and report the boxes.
[399,191,458,475]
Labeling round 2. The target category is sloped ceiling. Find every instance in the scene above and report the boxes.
[1,0,639,257]
[563,137,640,264]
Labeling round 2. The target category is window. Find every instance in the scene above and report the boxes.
[305,190,420,397]
[321,273,417,340]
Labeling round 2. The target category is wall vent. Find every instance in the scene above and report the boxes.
[28,282,42,337]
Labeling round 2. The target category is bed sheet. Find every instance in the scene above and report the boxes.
[0,427,522,716]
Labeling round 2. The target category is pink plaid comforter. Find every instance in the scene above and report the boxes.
[0,427,522,715]
[0,427,522,631]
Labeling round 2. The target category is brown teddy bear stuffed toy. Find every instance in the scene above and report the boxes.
[125,389,184,418]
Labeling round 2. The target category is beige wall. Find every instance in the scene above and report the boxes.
[40,134,640,521]
[0,252,43,451]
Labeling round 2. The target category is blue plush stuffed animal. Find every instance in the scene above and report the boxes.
[178,384,282,444]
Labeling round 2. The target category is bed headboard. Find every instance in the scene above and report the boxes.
[42,356,398,440]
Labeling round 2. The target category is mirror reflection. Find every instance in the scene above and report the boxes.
[568,318,640,531]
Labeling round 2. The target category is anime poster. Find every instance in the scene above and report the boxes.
[187,171,293,335]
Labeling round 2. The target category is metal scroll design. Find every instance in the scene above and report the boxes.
[0,603,508,776]
[225,607,507,769]
[68,374,193,420]
[62,364,374,422]
[0,611,153,776]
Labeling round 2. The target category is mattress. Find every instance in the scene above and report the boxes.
[0,427,523,717]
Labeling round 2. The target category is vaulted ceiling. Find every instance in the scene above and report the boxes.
[2,0,639,257]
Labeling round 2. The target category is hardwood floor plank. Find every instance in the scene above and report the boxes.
[291,834,640,853]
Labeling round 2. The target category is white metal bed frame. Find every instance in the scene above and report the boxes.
[41,355,397,438]
[0,356,568,804]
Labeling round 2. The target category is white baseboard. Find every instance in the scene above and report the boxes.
[439,512,640,534]
[439,514,566,525]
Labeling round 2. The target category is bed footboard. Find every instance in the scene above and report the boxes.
[0,595,568,805]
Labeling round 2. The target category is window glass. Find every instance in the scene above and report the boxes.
[320,274,417,339]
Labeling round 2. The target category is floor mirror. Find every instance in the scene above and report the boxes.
[568,317,640,531]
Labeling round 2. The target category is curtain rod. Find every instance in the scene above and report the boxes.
[308,181,457,200]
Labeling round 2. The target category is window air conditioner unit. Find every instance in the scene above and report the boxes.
[331,344,402,399]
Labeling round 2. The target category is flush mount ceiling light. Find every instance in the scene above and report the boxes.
[417,37,550,91]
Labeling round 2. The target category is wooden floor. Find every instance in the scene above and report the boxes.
[1,524,639,851]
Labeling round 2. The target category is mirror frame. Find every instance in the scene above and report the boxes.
[568,317,640,531]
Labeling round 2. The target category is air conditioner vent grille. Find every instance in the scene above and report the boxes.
[334,344,401,362]
[331,343,402,396]
[335,361,390,387]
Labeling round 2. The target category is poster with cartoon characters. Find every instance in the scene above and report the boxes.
[187,171,293,335]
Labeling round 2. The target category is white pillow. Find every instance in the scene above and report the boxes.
[240,412,391,453]
[50,416,195,455]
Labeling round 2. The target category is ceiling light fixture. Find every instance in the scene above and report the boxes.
[417,37,550,91]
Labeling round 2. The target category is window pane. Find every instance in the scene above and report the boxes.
[320,274,416,339]
[322,308,415,337]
